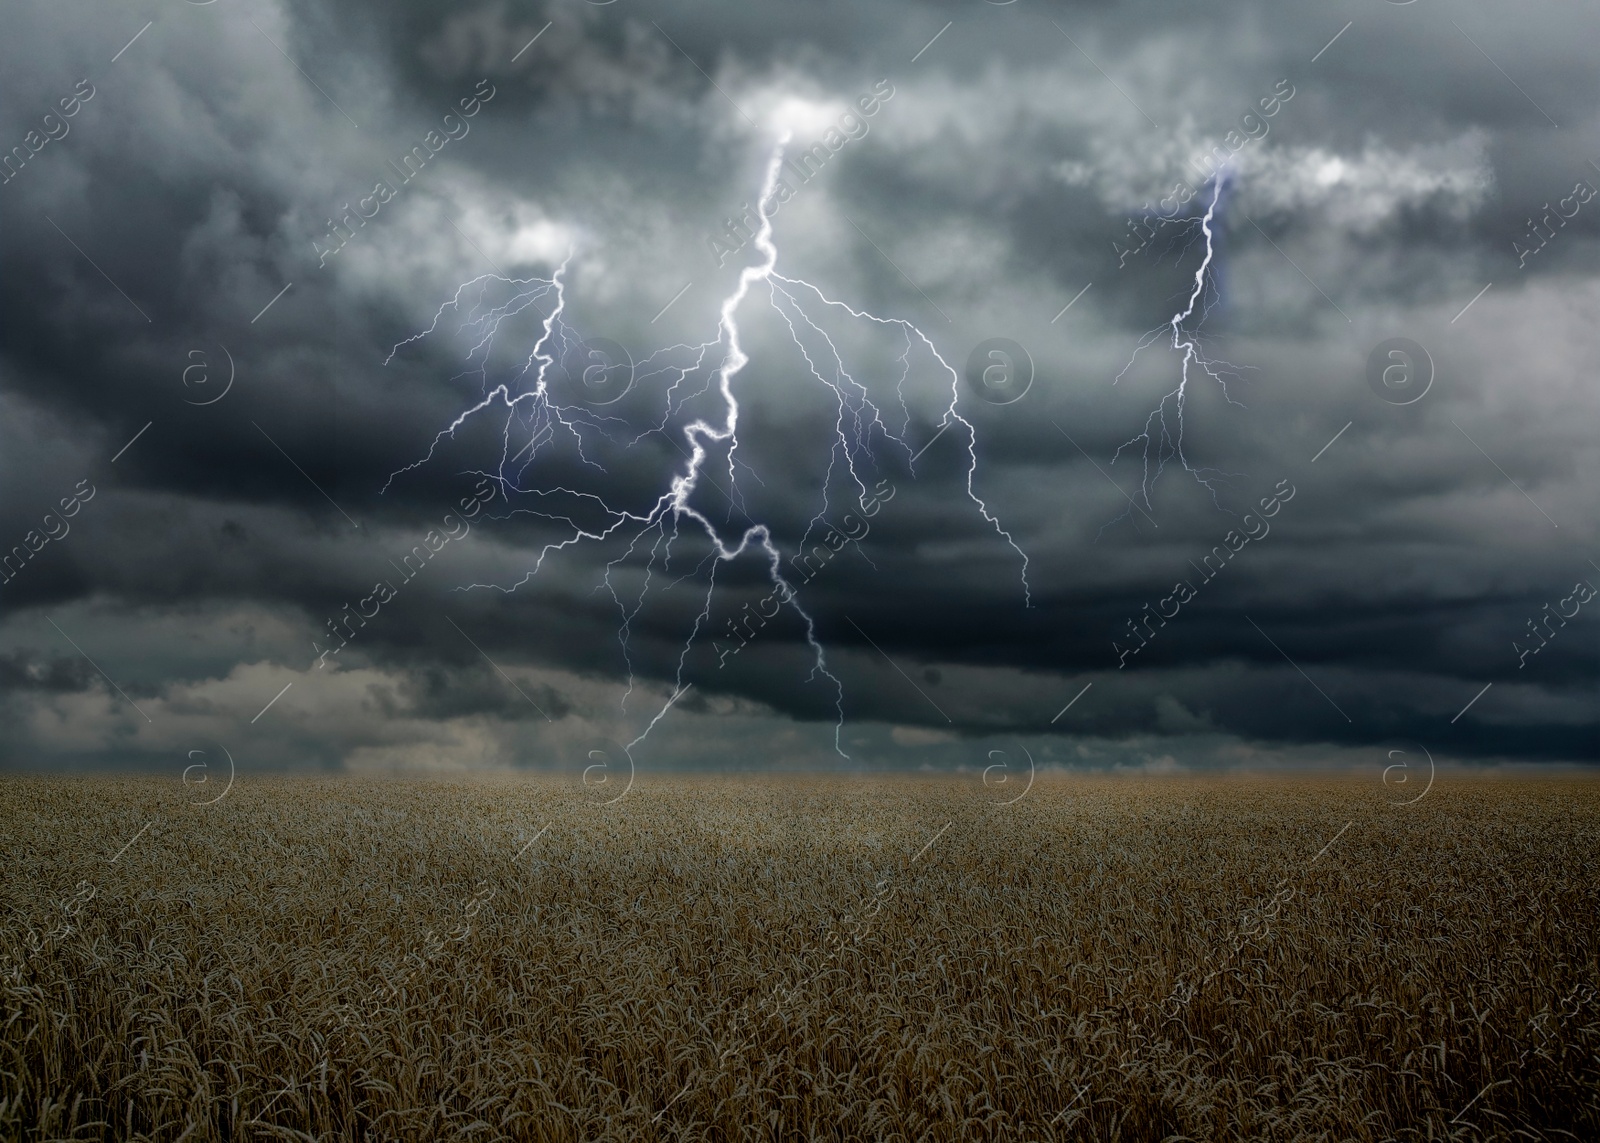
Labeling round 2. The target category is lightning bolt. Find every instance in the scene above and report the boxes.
[1108,172,1250,525]
[383,134,1030,758]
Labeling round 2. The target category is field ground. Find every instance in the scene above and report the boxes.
[1,774,1597,1141]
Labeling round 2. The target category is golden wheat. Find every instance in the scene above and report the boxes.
[1,774,1596,1141]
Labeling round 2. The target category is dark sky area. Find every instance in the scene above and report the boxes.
[1,0,1595,775]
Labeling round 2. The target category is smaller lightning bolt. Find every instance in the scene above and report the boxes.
[1108,172,1251,523]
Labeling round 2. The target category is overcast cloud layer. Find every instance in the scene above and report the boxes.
[1,0,1595,777]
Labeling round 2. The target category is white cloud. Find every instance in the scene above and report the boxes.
[1241,134,1494,232]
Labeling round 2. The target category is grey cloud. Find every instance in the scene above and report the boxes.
[0,0,1594,772]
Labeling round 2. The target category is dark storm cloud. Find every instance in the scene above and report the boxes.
[0,0,1594,772]
[0,649,93,694]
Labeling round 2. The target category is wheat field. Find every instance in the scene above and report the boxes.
[1,774,1596,1141]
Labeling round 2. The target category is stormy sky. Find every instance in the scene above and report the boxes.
[1,0,1595,776]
